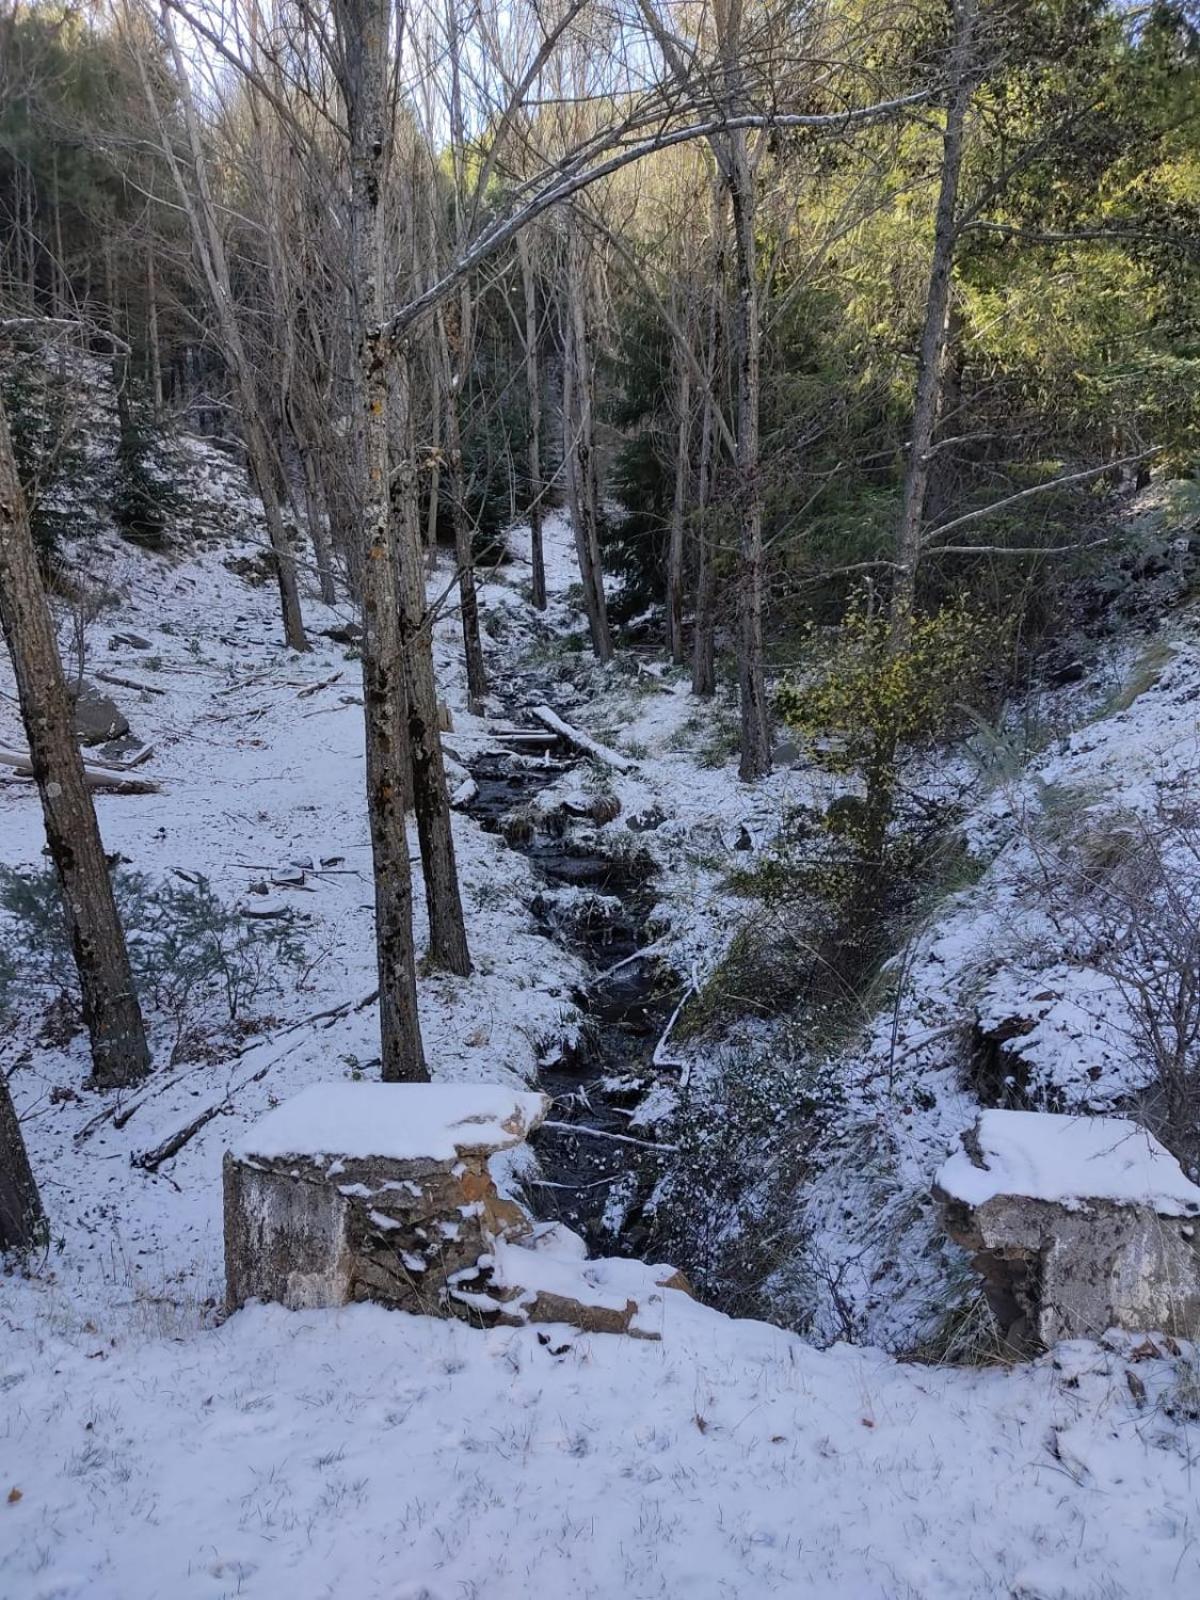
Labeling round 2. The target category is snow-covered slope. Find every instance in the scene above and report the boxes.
[3,423,1200,1597]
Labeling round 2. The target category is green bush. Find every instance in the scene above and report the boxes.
[0,865,308,1059]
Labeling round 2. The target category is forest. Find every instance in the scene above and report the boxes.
[2,0,1200,1595]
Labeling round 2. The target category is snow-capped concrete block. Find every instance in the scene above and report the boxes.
[224,1082,549,1316]
[936,1110,1200,1352]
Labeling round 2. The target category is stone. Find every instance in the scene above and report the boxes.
[72,683,131,746]
[224,1084,694,1340]
[109,632,152,650]
[453,1228,693,1341]
[627,804,667,833]
[224,1082,549,1316]
[936,1110,1200,1353]
[322,621,363,647]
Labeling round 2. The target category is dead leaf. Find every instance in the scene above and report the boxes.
[1126,1369,1147,1407]
[1129,1338,1162,1363]
[7,1488,21,1505]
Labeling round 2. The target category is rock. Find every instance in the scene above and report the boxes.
[627,804,667,833]
[772,739,800,767]
[936,1110,1200,1354]
[459,1231,693,1341]
[73,684,131,746]
[224,1082,549,1315]
[562,791,621,825]
[109,632,152,651]
[322,621,363,647]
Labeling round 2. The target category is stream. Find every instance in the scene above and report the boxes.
[465,741,681,1257]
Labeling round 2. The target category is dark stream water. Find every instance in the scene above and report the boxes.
[465,747,679,1254]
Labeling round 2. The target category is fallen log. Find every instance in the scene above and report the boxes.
[93,669,165,697]
[529,705,638,773]
[0,746,160,793]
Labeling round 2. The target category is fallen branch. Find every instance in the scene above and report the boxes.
[93,670,166,697]
[653,971,699,1075]
[540,1119,678,1153]
[530,705,637,773]
[0,746,160,793]
[131,1100,228,1171]
[591,939,668,985]
[297,670,343,699]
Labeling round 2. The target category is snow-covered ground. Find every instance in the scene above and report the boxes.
[3,421,1200,1597]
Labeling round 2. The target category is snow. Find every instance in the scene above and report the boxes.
[232,1081,550,1164]
[3,398,1200,1597]
[938,1110,1200,1215]
[3,1290,1198,1599]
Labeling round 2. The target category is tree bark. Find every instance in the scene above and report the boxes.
[891,0,977,638]
[435,300,488,711]
[666,345,691,663]
[0,390,151,1088]
[147,247,164,416]
[389,369,473,976]
[562,211,612,662]
[727,135,770,780]
[0,1071,44,1253]
[517,231,547,611]
[151,15,309,653]
[334,0,427,1082]
[691,207,723,698]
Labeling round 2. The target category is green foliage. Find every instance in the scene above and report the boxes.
[0,354,88,561]
[0,865,309,1057]
[653,1042,842,1315]
[778,599,995,780]
[112,388,180,549]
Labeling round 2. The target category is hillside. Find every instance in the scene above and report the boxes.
[3,418,1200,1597]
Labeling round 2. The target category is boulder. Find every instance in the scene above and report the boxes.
[224,1082,549,1315]
[73,683,131,746]
[936,1110,1200,1353]
[451,1225,693,1340]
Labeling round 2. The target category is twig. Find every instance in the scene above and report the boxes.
[93,670,166,697]
[540,1119,678,1153]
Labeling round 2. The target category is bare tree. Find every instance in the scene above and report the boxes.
[0,1070,44,1253]
[331,0,428,1080]
[516,228,548,610]
[562,205,613,661]
[137,7,310,653]
[0,379,151,1088]
[890,0,979,638]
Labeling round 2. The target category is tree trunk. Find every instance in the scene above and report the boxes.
[727,138,770,781]
[0,391,151,1088]
[517,231,547,611]
[0,1071,44,1253]
[147,247,163,416]
[691,216,723,698]
[300,442,338,605]
[388,376,473,976]
[666,347,691,663]
[335,0,427,1082]
[436,300,488,712]
[891,0,977,637]
[151,16,309,654]
[563,212,612,662]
